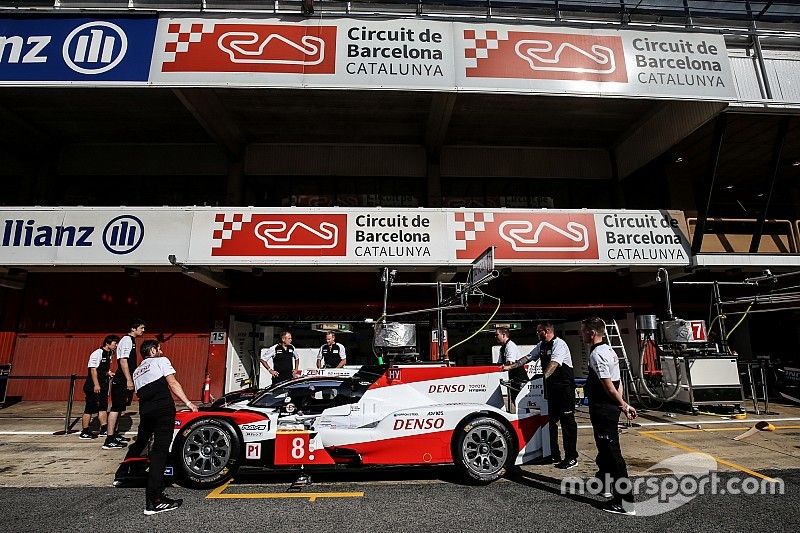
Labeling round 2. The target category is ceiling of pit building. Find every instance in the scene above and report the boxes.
[0,87,660,156]
[636,112,800,219]
[0,88,658,149]
[1,87,799,206]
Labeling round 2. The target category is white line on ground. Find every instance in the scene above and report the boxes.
[0,431,131,435]
[576,416,800,429]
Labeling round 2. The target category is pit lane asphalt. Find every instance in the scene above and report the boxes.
[1,467,797,533]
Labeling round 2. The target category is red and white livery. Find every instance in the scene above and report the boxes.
[169,364,550,487]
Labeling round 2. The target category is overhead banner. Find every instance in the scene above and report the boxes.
[0,208,192,265]
[0,208,690,267]
[186,208,690,266]
[149,17,736,101]
[0,16,157,84]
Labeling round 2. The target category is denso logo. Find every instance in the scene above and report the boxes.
[428,384,465,394]
[393,418,445,431]
[0,215,143,255]
[1,21,128,74]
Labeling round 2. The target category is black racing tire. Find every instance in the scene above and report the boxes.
[173,417,242,489]
[452,416,514,485]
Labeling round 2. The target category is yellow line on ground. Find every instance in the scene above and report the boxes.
[207,491,364,501]
[206,480,232,499]
[638,431,779,483]
[206,479,363,501]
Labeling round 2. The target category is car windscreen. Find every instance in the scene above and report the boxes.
[248,378,347,409]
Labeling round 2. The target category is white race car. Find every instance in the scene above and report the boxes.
[121,364,550,488]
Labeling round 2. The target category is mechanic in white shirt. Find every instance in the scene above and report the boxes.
[121,339,197,515]
[505,322,578,468]
[104,319,146,449]
[496,327,526,403]
[582,317,637,515]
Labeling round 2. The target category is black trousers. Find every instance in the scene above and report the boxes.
[589,403,632,504]
[125,408,176,502]
[547,385,578,461]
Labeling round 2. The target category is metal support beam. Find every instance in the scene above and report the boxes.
[747,2,774,100]
[691,114,728,256]
[173,89,244,159]
[424,92,456,160]
[425,92,455,208]
[750,116,790,253]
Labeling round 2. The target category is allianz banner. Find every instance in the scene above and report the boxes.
[149,17,735,101]
[0,16,156,84]
[0,208,690,267]
[0,208,192,265]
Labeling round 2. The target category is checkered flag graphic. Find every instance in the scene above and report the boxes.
[463,29,508,69]
[163,22,215,62]
[212,213,252,247]
[454,211,494,250]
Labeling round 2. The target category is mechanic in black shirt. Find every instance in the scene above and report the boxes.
[79,335,120,440]
[260,331,299,384]
[316,332,347,369]
[504,322,578,469]
[581,317,637,515]
[125,339,197,515]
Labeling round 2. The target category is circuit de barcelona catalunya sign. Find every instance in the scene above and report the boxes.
[0,208,691,267]
[147,17,736,100]
[1,15,736,100]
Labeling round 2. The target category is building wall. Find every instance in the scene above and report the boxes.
[4,272,218,400]
[7,333,209,401]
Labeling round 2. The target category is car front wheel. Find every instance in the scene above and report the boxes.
[453,417,513,484]
[174,418,241,488]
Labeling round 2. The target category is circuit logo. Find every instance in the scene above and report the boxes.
[464,29,627,83]
[62,21,128,74]
[103,215,144,255]
[210,213,347,257]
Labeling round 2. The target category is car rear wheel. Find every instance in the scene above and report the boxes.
[174,418,241,488]
[453,417,513,484]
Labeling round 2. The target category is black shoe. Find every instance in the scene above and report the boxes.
[601,502,636,516]
[114,434,130,443]
[554,458,578,470]
[144,494,183,515]
[102,439,127,450]
[78,430,97,440]
[100,425,108,436]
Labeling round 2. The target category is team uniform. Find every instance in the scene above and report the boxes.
[527,337,578,464]
[83,346,113,414]
[585,342,632,507]
[499,338,526,402]
[111,334,138,412]
[125,356,177,511]
[317,342,346,369]
[261,343,298,384]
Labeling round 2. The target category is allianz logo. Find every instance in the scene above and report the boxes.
[1,215,144,254]
[0,21,128,74]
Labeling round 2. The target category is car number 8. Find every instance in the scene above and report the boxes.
[291,437,306,459]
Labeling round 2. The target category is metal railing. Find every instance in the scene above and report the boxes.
[1,1,799,29]
[0,374,79,435]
